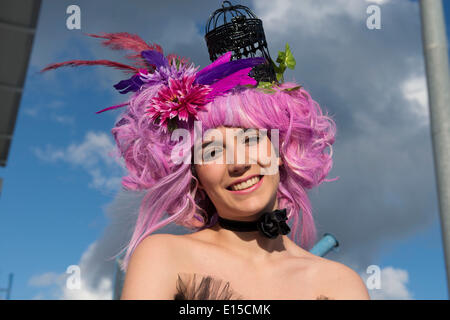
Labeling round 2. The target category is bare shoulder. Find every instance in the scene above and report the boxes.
[311,257,371,300]
[120,233,180,300]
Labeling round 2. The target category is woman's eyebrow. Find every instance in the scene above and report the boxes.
[200,129,263,149]
[201,140,222,149]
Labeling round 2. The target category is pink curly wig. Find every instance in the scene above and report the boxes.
[39,32,337,272]
[112,81,338,272]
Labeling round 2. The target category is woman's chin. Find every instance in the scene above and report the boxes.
[227,199,273,216]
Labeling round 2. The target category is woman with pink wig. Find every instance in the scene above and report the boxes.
[42,28,369,299]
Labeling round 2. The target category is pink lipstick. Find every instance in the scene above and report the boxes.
[227,175,264,195]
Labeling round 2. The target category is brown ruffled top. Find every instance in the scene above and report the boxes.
[173,273,332,300]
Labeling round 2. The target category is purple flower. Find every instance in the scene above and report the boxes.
[138,61,198,87]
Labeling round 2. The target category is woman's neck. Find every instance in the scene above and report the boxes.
[207,220,290,264]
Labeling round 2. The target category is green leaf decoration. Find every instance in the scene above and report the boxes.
[276,50,286,65]
[284,43,296,70]
[257,81,275,89]
[250,43,299,93]
[271,62,282,83]
[259,88,276,94]
[282,85,302,92]
[272,42,296,83]
[276,71,283,83]
[271,61,280,74]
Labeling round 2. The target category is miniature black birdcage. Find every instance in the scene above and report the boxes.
[204,1,277,83]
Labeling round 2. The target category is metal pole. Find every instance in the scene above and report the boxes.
[0,273,13,300]
[419,0,450,299]
[5,273,13,300]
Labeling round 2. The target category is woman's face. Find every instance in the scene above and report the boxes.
[194,126,282,221]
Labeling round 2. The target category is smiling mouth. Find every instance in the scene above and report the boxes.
[226,175,263,191]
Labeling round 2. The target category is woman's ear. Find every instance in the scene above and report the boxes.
[191,165,204,189]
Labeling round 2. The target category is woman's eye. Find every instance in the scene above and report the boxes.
[203,147,223,161]
[244,136,259,145]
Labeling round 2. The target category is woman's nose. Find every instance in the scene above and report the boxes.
[227,162,251,176]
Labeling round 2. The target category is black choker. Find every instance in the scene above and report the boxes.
[217,208,291,239]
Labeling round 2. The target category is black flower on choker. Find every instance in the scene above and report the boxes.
[217,208,291,239]
[256,208,291,239]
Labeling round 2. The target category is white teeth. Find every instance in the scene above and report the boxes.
[230,176,260,191]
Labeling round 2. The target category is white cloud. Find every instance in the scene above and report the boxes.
[401,75,429,125]
[366,0,391,5]
[61,242,114,300]
[28,272,65,287]
[34,146,65,162]
[33,131,126,194]
[26,186,188,300]
[254,0,367,35]
[47,100,65,109]
[31,292,47,300]
[63,276,113,300]
[21,98,74,126]
[368,267,413,300]
[29,242,114,300]
[50,113,75,126]
[22,108,39,117]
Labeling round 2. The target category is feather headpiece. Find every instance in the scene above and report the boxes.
[40,32,265,132]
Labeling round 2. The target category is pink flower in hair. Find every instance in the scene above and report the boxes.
[146,74,212,132]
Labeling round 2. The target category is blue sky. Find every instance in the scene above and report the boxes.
[0,0,449,299]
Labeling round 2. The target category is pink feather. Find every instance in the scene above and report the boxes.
[196,52,232,80]
[84,32,163,53]
[207,67,256,99]
[84,32,163,68]
[95,102,129,114]
[40,59,138,74]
